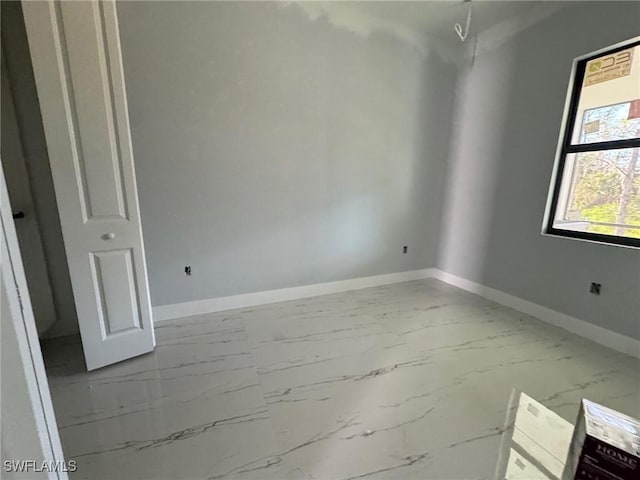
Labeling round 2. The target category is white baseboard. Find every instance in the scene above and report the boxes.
[152,266,639,359]
[430,269,640,359]
[153,268,435,322]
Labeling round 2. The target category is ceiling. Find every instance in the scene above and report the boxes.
[342,1,570,45]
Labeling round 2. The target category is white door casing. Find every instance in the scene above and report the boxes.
[22,0,155,370]
[1,163,67,480]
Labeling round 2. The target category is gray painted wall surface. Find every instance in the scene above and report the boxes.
[438,2,640,340]
[117,2,455,306]
[13,1,636,343]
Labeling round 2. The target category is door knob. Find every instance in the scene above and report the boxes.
[102,232,116,240]
[12,211,25,219]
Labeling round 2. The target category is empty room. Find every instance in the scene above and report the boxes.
[1,1,639,479]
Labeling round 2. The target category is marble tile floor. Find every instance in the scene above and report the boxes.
[41,279,640,480]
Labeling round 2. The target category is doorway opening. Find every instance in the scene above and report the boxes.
[1,1,83,367]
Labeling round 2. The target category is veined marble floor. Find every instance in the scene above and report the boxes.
[42,279,640,480]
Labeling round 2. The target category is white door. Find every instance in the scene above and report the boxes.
[22,0,155,370]
[1,49,56,336]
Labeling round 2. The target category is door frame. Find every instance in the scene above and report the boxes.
[0,162,67,479]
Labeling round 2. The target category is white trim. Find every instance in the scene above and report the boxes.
[1,164,67,478]
[153,266,639,359]
[430,269,640,359]
[153,269,435,321]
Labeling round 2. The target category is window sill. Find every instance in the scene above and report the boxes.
[541,228,640,250]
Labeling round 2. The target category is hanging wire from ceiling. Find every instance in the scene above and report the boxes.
[454,0,473,42]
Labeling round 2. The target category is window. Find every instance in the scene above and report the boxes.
[544,38,640,248]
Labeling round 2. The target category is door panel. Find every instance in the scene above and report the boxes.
[23,0,155,370]
[60,1,129,221]
[90,249,142,336]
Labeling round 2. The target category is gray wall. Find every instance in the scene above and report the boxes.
[438,2,640,340]
[117,1,455,306]
[12,0,636,343]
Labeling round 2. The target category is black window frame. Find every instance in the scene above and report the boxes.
[544,38,640,249]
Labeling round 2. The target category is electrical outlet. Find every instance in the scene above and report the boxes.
[403,246,408,254]
[590,282,601,295]
[185,266,192,276]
